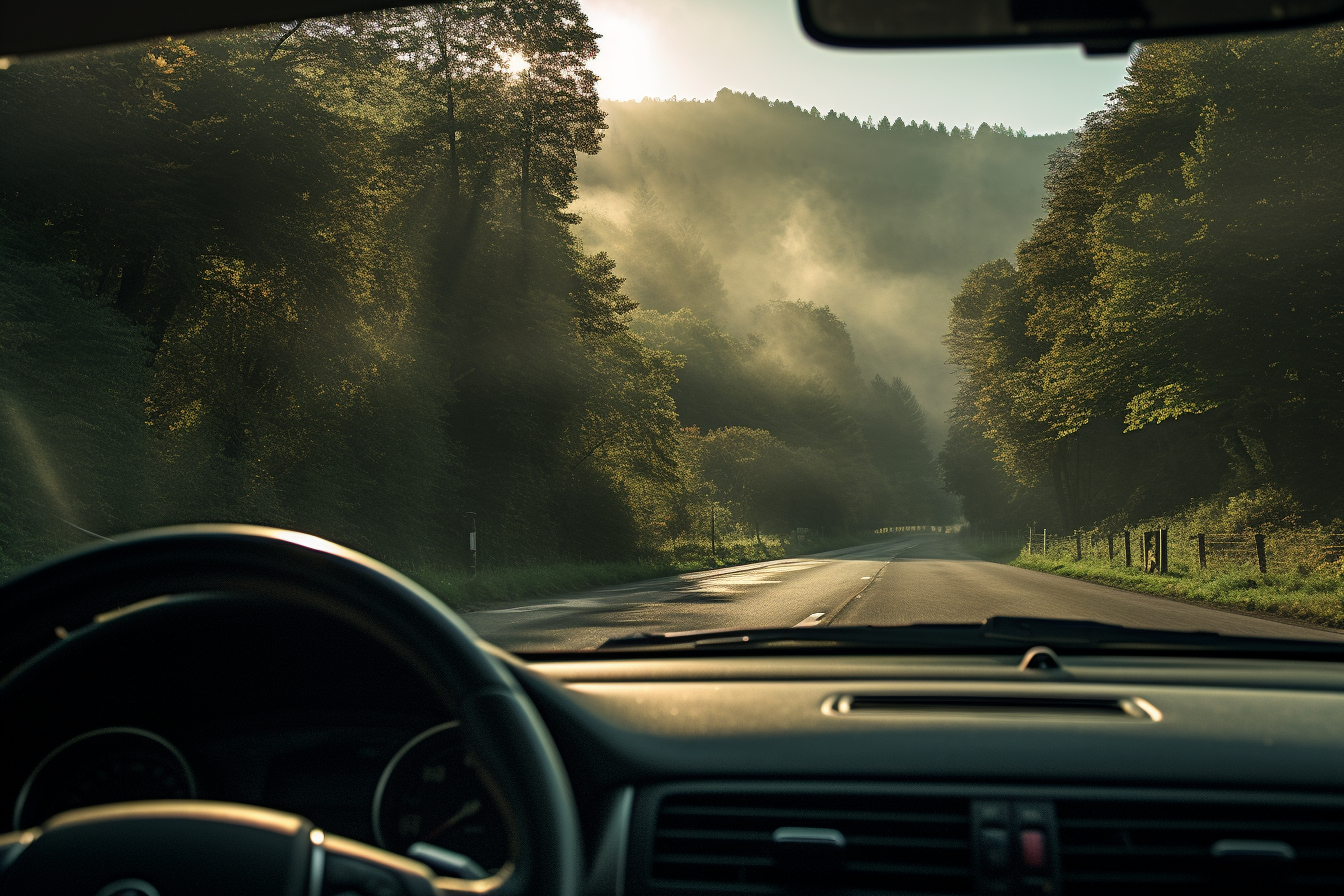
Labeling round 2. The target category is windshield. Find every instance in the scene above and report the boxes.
[3,1,1343,651]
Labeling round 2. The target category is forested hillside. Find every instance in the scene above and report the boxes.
[942,26,1344,535]
[0,2,955,574]
[574,93,1071,424]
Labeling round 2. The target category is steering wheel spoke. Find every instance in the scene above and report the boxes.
[0,800,454,896]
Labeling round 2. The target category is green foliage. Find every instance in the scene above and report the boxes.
[0,2,953,582]
[944,26,1344,533]
[634,308,956,534]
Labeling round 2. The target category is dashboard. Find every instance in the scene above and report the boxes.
[4,593,1344,895]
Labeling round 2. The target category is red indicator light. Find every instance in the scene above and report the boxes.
[1021,828,1047,869]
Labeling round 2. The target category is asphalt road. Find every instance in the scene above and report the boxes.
[465,534,1344,651]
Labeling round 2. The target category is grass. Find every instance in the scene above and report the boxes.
[1012,552,1344,630]
[410,530,896,613]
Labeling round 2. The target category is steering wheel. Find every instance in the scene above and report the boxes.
[0,525,582,896]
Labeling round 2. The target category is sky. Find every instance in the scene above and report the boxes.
[581,0,1132,135]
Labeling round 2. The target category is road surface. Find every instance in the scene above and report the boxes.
[465,534,1344,651]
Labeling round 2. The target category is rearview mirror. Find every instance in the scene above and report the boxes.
[798,0,1344,54]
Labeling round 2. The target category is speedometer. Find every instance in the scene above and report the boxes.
[371,722,509,872]
[13,727,195,829]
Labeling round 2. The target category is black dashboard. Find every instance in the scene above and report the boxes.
[518,652,1344,895]
[5,594,1344,895]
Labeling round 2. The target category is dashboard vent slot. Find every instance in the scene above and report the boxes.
[651,790,972,893]
[1056,798,1344,895]
[835,694,1159,719]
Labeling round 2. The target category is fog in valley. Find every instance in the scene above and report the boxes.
[574,90,1070,436]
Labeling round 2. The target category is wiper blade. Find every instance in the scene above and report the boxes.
[595,616,1344,655]
[598,623,980,650]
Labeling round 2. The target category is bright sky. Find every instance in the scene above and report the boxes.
[581,0,1132,135]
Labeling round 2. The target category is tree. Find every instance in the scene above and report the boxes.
[945,25,1344,530]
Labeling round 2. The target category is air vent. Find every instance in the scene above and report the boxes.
[650,791,972,893]
[832,694,1161,719]
[1057,798,1344,895]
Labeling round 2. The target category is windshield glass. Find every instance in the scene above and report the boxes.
[3,1,1343,651]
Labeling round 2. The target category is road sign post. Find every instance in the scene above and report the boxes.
[710,502,718,560]
[466,512,477,577]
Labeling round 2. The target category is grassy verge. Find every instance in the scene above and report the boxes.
[1012,553,1344,630]
[411,530,892,613]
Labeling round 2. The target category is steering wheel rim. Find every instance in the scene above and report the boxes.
[0,525,582,896]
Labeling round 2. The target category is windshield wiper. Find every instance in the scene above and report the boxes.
[595,616,1344,657]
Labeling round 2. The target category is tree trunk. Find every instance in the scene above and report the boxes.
[436,33,460,201]
[446,79,459,199]
[1050,443,1072,531]
[1069,432,1084,528]
[114,255,152,322]
[1259,406,1283,474]
[519,78,532,228]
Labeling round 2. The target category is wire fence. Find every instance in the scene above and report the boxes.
[1021,525,1344,576]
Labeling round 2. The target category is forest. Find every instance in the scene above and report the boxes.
[574,91,1069,428]
[0,1,986,574]
[942,25,1344,537]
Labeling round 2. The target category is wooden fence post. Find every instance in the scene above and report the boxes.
[1197,533,1206,569]
[1254,533,1267,574]
[1108,533,1115,560]
[1075,530,1082,561]
[1027,527,1033,555]
[1159,529,1169,574]
[1124,530,1131,567]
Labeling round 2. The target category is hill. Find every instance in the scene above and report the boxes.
[574,89,1071,431]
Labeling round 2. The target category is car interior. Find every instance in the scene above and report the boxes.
[2,3,1344,896]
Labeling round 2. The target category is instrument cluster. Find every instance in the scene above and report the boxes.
[11,721,509,874]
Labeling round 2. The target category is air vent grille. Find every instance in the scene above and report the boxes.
[1056,798,1344,895]
[650,791,972,894]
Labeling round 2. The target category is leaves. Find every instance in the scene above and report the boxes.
[946,24,1344,531]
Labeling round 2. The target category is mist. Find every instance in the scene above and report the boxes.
[574,89,1070,438]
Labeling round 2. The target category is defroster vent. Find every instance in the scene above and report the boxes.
[649,790,973,894]
[1056,797,1344,895]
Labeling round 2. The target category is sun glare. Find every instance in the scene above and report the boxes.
[584,5,658,99]
[503,52,531,74]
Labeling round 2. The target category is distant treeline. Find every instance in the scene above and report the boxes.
[942,26,1344,535]
[656,90,1032,141]
[575,89,1071,421]
[0,2,953,573]
[635,303,951,539]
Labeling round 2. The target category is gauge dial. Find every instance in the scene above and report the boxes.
[13,727,195,829]
[372,722,509,872]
